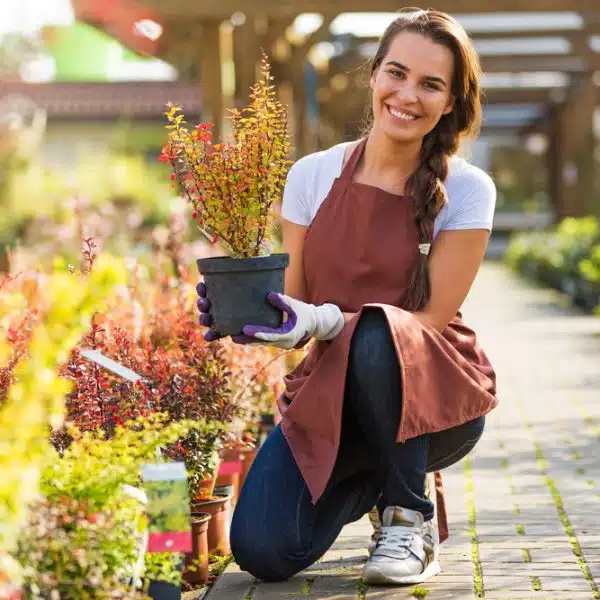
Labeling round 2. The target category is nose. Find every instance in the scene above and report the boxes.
[396,80,418,104]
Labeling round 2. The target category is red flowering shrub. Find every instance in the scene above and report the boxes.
[0,272,43,406]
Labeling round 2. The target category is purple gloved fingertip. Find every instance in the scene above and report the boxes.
[199,314,213,327]
[204,329,221,342]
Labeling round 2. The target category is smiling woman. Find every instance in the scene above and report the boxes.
[197,7,498,589]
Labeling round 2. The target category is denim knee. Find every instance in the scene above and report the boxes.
[349,309,397,383]
[230,504,306,582]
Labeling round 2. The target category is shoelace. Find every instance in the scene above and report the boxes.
[373,526,420,559]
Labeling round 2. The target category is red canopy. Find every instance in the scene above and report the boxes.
[72,0,163,56]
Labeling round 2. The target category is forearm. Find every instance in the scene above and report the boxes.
[412,310,446,332]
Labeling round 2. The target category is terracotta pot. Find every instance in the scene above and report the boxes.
[183,512,211,585]
[216,450,244,507]
[191,495,231,555]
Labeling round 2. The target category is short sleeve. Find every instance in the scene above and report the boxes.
[281,158,312,226]
[442,169,497,232]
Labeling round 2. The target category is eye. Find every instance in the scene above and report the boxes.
[423,81,441,91]
[388,69,405,79]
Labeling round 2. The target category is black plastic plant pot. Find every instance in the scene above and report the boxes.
[147,580,181,600]
[147,558,183,600]
[197,253,290,337]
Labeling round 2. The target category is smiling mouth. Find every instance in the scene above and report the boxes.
[386,105,420,122]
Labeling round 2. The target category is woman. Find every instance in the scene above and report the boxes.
[197,8,498,586]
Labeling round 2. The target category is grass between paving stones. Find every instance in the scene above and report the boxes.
[243,580,257,600]
[497,436,535,588]
[532,441,600,599]
[464,456,484,599]
[566,400,599,490]
[301,578,314,595]
[515,392,600,599]
[356,578,369,599]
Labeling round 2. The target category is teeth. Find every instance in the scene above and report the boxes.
[388,107,417,121]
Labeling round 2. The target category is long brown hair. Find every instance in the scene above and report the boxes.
[368,8,482,311]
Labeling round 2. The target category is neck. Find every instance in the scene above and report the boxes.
[362,126,422,179]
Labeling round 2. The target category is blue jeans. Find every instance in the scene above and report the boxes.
[230,309,485,581]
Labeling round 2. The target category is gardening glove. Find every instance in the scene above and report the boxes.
[196,282,257,344]
[242,292,345,350]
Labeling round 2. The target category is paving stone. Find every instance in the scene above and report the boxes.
[207,264,600,599]
[252,578,310,599]
[366,584,476,599]
[485,593,595,599]
[205,561,254,598]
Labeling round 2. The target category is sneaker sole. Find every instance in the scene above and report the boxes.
[363,560,441,585]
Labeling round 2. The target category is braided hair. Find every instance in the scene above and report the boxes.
[368,8,482,311]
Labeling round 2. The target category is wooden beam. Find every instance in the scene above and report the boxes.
[345,25,600,45]
[333,48,600,73]
[481,53,598,72]
[142,0,600,19]
[470,23,600,40]
[482,88,558,104]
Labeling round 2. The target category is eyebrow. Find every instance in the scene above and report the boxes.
[384,60,448,88]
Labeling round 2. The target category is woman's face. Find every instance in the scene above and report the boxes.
[370,31,455,145]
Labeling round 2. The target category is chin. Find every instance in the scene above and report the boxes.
[380,122,424,145]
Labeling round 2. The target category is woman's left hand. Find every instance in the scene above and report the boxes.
[242,293,345,350]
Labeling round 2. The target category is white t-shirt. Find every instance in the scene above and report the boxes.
[281,142,496,237]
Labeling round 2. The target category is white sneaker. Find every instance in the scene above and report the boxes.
[367,474,435,556]
[363,506,440,585]
[367,506,382,555]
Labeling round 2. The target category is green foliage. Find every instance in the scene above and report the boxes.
[41,414,198,510]
[14,415,197,598]
[0,254,127,554]
[15,495,147,599]
[505,216,600,313]
[144,552,183,587]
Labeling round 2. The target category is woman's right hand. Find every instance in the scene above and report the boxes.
[196,282,259,345]
[196,282,222,342]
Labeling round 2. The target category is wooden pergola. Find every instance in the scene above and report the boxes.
[73,0,600,219]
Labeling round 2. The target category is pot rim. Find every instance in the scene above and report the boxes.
[191,512,211,524]
[192,494,231,508]
[197,252,289,274]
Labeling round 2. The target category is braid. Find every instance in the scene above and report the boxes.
[365,9,483,312]
[401,115,459,312]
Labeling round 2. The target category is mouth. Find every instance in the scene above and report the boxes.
[386,105,420,122]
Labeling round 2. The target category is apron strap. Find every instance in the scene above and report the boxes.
[339,137,368,182]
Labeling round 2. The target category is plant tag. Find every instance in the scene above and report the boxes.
[141,462,192,553]
[79,348,142,383]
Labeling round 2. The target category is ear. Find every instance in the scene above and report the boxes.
[369,68,378,91]
[442,95,455,116]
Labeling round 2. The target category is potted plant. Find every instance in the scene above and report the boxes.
[160,55,292,337]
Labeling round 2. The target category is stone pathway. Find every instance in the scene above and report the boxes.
[206,262,600,599]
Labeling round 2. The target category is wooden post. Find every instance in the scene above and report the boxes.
[200,19,224,140]
[548,74,597,220]
[233,16,261,107]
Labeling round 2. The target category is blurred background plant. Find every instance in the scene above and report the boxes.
[505,216,600,313]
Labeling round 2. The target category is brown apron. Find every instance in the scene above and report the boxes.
[278,138,498,543]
